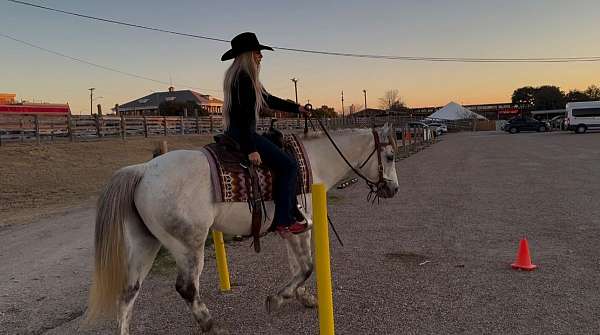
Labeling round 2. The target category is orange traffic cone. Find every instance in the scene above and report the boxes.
[511,238,537,271]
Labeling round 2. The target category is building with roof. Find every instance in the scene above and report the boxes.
[116,87,223,116]
[0,102,71,116]
[0,93,70,115]
[352,108,388,117]
[411,102,522,120]
[0,93,16,104]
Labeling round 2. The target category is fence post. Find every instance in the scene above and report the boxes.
[212,231,231,292]
[20,117,25,143]
[143,116,148,138]
[94,115,102,139]
[180,116,185,135]
[195,115,200,134]
[405,124,410,155]
[312,183,335,335]
[67,114,74,142]
[34,115,40,144]
[209,115,214,133]
[121,115,126,140]
[401,124,406,155]
[163,116,168,136]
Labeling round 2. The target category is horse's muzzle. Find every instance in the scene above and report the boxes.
[377,181,398,199]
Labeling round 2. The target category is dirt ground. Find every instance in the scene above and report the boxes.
[0,135,212,227]
[2,131,600,335]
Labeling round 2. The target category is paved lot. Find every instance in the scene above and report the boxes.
[1,131,600,334]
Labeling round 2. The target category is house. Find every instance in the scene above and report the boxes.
[0,93,16,104]
[0,93,70,115]
[116,87,223,116]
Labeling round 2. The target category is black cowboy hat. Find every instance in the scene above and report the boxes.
[221,32,273,61]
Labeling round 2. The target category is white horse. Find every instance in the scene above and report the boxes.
[86,124,399,335]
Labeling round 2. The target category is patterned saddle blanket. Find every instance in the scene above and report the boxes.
[202,133,312,203]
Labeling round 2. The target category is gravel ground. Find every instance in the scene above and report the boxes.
[2,131,600,334]
[0,135,211,227]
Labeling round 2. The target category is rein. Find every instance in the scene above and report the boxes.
[304,104,390,203]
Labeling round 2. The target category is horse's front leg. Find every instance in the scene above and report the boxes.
[265,231,316,314]
[294,230,317,308]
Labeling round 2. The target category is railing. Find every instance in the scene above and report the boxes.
[0,113,483,145]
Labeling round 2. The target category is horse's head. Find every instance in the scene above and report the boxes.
[363,123,399,199]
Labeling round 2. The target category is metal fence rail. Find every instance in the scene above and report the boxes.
[0,113,480,145]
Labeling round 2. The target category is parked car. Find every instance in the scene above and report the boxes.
[395,122,431,139]
[425,122,447,135]
[565,101,600,134]
[503,117,550,134]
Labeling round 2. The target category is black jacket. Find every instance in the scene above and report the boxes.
[226,71,300,154]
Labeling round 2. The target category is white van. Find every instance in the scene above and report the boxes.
[566,101,600,133]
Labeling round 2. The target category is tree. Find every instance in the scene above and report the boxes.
[511,86,536,108]
[584,85,600,100]
[159,100,208,116]
[532,85,565,110]
[512,85,565,110]
[378,89,408,111]
[565,89,591,103]
[313,105,337,118]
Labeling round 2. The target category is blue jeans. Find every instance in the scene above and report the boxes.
[228,131,299,226]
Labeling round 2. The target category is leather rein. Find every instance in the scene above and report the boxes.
[305,105,393,202]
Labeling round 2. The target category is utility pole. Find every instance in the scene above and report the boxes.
[89,88,95,115]
[341,90,345,117]
[363,89,367,112]
[291,78,299,120]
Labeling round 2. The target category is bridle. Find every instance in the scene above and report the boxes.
[305,104,395,203]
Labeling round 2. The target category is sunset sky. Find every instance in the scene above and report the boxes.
[2,0,600,114]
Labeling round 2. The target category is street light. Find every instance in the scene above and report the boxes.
[362,89,367,111]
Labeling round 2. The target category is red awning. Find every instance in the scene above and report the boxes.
[0,104,71,115]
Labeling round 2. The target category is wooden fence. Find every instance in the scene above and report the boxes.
[0,113,485,145]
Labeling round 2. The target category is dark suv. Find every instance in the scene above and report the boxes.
[503,117,549,134]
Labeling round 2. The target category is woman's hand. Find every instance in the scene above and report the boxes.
[248,152,262,165]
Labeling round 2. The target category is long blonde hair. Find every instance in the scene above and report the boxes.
[222,52,266,130]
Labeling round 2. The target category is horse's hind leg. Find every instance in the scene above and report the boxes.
[164,227,226,335]
[118,215,161,335]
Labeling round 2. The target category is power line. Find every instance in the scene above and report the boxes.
[7,0,600,63]
[0,32,222,93]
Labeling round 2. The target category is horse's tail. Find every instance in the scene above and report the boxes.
[86,165,145,322]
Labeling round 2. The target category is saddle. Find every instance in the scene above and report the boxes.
[202,123,312,252]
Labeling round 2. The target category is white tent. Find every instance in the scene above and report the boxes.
[427,101,487,120]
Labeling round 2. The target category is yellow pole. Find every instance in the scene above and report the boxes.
[212,230,231,292]
[312,183,335,335]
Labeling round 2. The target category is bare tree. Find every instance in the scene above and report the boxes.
[378,89,406,111]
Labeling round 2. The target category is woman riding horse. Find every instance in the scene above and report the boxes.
[221,32,309,235]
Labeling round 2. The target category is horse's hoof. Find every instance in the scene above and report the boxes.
[299,295,318,308]
[207,323,228,335]
[296,287,318,308]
